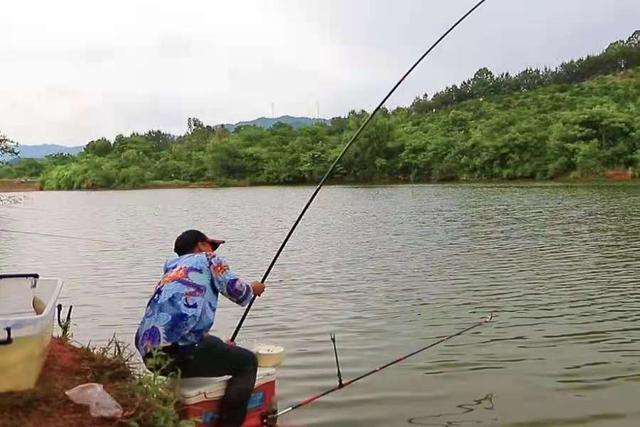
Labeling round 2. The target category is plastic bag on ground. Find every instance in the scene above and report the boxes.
[65,383,123,418]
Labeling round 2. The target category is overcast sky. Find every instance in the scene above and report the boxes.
[2,0,638,146]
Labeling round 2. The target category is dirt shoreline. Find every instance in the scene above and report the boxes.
[0,176,638,193]
[0,179,41,192]
[0,338,138,427]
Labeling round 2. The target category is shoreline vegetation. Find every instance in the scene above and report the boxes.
[0,174,638,193]
[1,32,639,191]
[0,336,190,427]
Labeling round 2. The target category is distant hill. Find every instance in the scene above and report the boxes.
[222,115,327,131]
[15,144,84,159]
[2,116,324,161]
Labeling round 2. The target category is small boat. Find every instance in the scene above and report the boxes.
[0,273,64,392]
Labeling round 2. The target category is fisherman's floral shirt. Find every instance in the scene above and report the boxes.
[135,252,253,357]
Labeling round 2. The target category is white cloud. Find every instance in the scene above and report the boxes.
[1,0,638,145]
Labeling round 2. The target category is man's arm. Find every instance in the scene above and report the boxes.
[208,254,265,306]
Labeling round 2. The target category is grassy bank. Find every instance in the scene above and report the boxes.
[1,175,639,192]
[0,337,190,427]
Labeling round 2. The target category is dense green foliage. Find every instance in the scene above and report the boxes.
[1,33,639,189]
[410,31,640,114]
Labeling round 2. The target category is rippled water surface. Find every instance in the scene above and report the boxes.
[1,184,639,426]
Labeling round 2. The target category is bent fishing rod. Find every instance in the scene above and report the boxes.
[231,0,489,342]
[271,314,494,421]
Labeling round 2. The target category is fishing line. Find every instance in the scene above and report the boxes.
[231,0,489,341]
[0,228,115,244]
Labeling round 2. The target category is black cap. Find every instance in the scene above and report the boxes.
[174,229,225,256]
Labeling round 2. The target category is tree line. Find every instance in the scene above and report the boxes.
[1,31,638,189]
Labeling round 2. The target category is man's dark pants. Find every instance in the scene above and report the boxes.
[145,335,258,427]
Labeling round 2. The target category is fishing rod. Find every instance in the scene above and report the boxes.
[271,314,494,421]
[231,0,489,342]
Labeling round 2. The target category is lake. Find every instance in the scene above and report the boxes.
[1,184,639,426]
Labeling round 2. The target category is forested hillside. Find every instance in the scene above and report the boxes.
[1,31,638,189]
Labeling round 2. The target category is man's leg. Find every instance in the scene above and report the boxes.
[174,336,258,427]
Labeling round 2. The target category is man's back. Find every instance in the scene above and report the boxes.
[135,252,254,358]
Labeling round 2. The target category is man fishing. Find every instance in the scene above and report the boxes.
[135,229,266,427]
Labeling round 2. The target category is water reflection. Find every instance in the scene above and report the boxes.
[407,394,496,426]
[1,184,640,426]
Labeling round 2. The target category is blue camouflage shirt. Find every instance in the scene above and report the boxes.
[135,252,253,357]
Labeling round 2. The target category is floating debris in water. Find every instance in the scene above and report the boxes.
[0,194,25,206]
